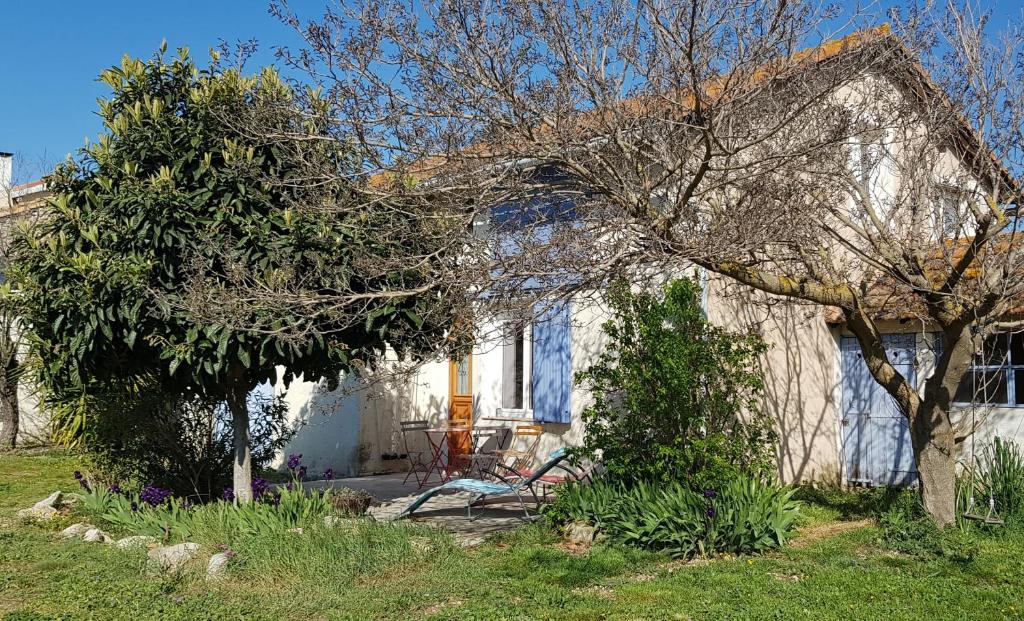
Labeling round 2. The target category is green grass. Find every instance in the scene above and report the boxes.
[2,451,1023,620]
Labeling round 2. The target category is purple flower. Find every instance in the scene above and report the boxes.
[130,501,139,512]
[222,487,235,502]
[139,485,173,507]
[286,481,294,491]
[706,506,716,519]
[324,468,334,481]
[297,466,307,480]
[251,478,271,498]
[271,492,281,507]
[109,484,122,495]
[286,453,302,470]
[72,471,90,491]
[703,489,717,500]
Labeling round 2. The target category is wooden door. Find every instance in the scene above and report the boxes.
[448,353,473,461]
[841,335,917,487]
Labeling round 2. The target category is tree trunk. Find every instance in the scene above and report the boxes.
[910,409,957,528]
[0,359,19,451]
[226,368,253,504]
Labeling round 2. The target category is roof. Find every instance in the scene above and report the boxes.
[370,26,899,188]
[11,179,46,198]
[823,234,1024,324]
[371,25,1020,201]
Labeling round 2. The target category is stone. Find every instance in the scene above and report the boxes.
[116,535,157,550]
[36,491,63,509]
[205,552,232,581]
[565,521,597,545]
[286,527,305,535]
[17,505,57,521]
[60,523,95,539]
[83,528,113,544]
[148,543,201,572]
[17,491,64,521]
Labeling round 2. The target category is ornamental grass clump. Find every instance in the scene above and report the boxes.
[546,474,801,558]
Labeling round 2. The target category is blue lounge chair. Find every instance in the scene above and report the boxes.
[398,448,583,520]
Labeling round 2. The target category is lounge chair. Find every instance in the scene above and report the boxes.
[397,448,583,520]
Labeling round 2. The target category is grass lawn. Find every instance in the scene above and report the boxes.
[1,450,1023,620]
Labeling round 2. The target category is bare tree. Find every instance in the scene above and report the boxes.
[262,0,1021,526]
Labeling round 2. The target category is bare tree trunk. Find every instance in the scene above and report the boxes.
[0,358,18,451]
[910,409,957,528]
[226,366,252,504]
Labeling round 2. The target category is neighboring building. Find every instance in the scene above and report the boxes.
[273,30,1024,487]
[0,152,51,445]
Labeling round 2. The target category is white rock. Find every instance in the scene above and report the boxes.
[17,505,57,521]
[206,552,232,581]
[565,521,597,545]
[83,528,113,544]
[60,523,95,539]
[16,491,64,521]
[35,491,63,510]
[286,527,304,535]
[115,535,157,550]
[148,542,201,572]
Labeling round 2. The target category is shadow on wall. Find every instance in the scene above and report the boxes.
[717,281,841,484]
[363,376,450,474]
[280,376,363,478]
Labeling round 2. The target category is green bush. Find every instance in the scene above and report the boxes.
[574,278,775,490]
[80,385,294,501]
[878,489,978,562]
[545,474,800,558]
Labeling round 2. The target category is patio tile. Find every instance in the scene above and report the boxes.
[303,474,535,546]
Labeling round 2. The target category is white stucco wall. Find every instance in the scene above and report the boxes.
[914,332,1024,461]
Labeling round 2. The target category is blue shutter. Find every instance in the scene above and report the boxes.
[532,301,571,423]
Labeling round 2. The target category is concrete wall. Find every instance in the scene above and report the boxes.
[705,276,844,484]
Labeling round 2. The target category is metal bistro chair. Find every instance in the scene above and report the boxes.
[399,420,431,486]
[465,426,509,479]
[492,423,544,473]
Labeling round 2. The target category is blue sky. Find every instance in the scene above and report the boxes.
[0,1,303,181]
[2,1,1021,183]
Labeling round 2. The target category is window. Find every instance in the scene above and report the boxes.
[501,322,530,410]
[934,186,967,238]
[850,125,885,183]
[954,333,1024,406]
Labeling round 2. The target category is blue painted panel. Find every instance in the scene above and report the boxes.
[490,195,578,293]
[532,301,571,423]
[841,335,918,486]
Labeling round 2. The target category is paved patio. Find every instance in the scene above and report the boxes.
[304,473,538,546]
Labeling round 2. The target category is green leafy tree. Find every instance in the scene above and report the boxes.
[575,278,776,490]
[11,47,460,502]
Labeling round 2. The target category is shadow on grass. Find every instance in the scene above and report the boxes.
[793,484,908,520]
